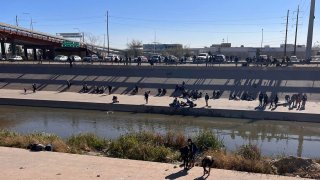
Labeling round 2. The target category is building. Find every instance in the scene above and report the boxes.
[190,43,319,59]
[143,44,183,54]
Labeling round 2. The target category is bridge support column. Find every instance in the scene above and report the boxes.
[42,49,46,60]
[24,47,28,61]
[1,42,5,58]
[33,48,37,61]
[11,43,16,56]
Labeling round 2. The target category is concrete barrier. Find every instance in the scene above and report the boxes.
[0,98,319,123]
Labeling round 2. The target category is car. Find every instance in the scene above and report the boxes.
[134,56,148,63]
[167,55,178,63]
[150,55,163,63]
[9,55,23,61]
[197,53,209,61]
[215,54,226,62]
[83,55,99,62]
[70,55,82,62]
[105,54,120,61]
[54,55,68,61]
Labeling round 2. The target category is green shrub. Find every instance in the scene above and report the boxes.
[195,130,223,151]
[108,133,176,162]
[66,133,108,153]
[237,144,261,160]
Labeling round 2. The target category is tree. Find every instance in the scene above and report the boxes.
[127,39,143,57]
[84,33,101,45]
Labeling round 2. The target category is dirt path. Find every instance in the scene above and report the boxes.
[0,147,303,180]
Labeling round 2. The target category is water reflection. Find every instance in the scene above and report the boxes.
[0,106,319,158]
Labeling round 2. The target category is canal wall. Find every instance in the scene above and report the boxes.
[0,97,319,123]
[1,63,320,100]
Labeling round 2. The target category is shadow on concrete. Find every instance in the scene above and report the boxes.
[165,169,188,180]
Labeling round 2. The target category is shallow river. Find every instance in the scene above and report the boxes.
[0,105,319,158]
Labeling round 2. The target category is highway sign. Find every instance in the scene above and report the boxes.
[62,41,80,48]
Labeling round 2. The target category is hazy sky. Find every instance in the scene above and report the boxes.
[1,0,319,49]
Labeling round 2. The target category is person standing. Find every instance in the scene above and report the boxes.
[108,85,112,95]
[263,94,269,107]
[32,84,37,93]
[274,94,279,108]
[205,93,209,107]
[187,139,198,168]
[144,91,149,104]
[258,92,263,107]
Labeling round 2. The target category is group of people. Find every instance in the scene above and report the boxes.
[258,92,279,109]
[157,88,167,97]
[285,93,308,110]
[82,84,112,95]
[169,97,197,108]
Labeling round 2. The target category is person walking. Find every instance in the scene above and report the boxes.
[144,91,149,104]
[258,92,263,107]
[205,93,209,107]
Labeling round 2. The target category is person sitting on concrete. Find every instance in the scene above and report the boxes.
[131,85,139,95]
[67,80,71,89]
[215,90,221,99]
[187,99,197,108]
[95,86,100,94]
[161,88,167,96]
[112,96,119,103]
[170,98,180,108]
[100,86,105,94]
[157,88,162,96]
[82,84,89,93]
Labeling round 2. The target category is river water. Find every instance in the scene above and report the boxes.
[0,105,319,158]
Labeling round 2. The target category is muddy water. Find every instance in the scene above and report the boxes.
[0,105,319,158]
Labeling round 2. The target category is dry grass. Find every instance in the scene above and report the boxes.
[203,150,275,174]
[0,130,68,152]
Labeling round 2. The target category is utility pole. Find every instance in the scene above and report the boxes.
[261,28,264,48]
[284,10,289,58]
[306,0,316,60]
[106,11,110,55]
[30,18,34,31]
[103,34,106,56]
[15,15,19,26]
[294,6,300,55]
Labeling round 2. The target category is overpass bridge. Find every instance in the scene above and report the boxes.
[0,22,122,60]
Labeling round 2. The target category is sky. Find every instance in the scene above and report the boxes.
[0,0,319,49]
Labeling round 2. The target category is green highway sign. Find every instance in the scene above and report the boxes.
[62,41,80,48]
